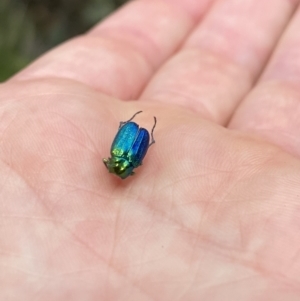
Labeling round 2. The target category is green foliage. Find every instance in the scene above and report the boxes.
[0,0,35,81]
[0,0,129,81]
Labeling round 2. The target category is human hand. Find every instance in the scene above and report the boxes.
[1,0,300,300]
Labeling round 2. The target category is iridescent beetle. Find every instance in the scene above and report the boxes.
[103,111,157,179]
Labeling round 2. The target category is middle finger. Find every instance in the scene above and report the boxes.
[141,0,298,124]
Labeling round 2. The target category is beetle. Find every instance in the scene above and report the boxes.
[103,111,157,179]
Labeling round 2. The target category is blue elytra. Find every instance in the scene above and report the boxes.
[103,111,157,179]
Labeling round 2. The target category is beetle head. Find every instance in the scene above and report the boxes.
[103,157,134,179]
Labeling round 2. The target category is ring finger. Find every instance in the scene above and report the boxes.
[141,0,298,124]
[229,6,300,158]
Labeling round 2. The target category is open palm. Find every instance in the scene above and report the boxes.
[2,0,300,300]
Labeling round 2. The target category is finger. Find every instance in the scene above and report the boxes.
[141,0,298,124]
[11,0,213,99]
[229,7,300,158]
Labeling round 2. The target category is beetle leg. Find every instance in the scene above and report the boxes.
[119,111,143,129]
[148,116,157,147]
[118,121,125,129]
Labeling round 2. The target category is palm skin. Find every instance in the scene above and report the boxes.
[2,0,300,300]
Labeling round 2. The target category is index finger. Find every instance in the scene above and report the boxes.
[11,0,214,99]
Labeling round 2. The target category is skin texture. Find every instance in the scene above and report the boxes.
[1,0,300,299]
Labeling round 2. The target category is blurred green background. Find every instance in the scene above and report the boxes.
[0,0,129,81]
